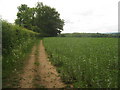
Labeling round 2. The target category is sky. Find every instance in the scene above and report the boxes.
[0,0,119,33]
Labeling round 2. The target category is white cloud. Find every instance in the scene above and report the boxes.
[0,0,119,33]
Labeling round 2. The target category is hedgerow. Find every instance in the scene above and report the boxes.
[2,20,39,87]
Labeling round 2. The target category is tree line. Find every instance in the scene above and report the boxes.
[59,33,120,38]
[15,2,64,37]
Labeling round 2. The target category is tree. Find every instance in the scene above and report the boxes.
[35,2,64,36]
[15,2,64,36]
[15,4,36,31]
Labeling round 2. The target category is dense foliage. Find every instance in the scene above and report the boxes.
[15,4,36,31]
[44,37,118,88]
[2,21,39,87]
[15,2,64,36]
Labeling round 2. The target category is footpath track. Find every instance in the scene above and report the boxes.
[18,40,65,88]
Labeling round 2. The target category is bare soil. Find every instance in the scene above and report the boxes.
[19,45,36,88]
[37,40,66,88]
[18,40,66,88]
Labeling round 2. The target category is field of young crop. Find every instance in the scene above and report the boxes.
[43,37,118,88]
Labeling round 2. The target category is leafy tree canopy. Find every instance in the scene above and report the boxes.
[15,2,64,37]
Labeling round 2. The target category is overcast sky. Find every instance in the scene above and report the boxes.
[0,0,119,33]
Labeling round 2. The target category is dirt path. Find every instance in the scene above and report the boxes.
[19,40,66,88]
[19,46,36,88]
[37,40,66,88]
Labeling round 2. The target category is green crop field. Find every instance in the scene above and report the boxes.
[43,37,118,88]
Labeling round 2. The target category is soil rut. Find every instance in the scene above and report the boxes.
[38,40,65,88]
[19,46,36,88]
